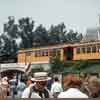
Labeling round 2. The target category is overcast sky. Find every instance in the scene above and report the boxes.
[0,0,100,34]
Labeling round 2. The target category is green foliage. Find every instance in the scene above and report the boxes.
[66,30,83,43]
[48,22,67,44]
[0,16,18,56]
[33,24,48,47]
[29,66,44,76]
[18,17,34,48]
[50,58,100,74]
[50,57,64,73]
[72,60,88,71]
[32,67,44,72]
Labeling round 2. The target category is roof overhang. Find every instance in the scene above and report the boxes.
[0,63,26,73]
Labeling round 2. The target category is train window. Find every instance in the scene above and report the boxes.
[35,50,41,57]
[56,49,61,57]
[76,48,81,54]
[38,50,41,56]
[49,49,57,56]
[97,45,100,52]
[26,52,31,56]
[44,51,48,56]
[49,50,52,56]
[34,51,37,57]
[87,47,91,53]
[32,52,35,56]
[92,46,96,53]
[81,47,86,53]
[41,51,45,56]
[41,50,48,56]
[52,49,57,56]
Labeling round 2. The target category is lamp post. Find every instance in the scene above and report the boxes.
[0,63,1,80]
[0,55,2,81]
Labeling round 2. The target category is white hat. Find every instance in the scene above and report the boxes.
[31,78,35,81]
[1,77,8,85]
[34,72,51,81]
[2,77,8,81]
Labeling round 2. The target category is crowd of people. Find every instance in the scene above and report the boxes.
[0,72,100,98]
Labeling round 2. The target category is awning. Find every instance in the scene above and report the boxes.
[0,63,26,72]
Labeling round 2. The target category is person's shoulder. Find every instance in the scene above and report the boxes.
[57,92,65,98]
[71,88,88,98]
[79,92,88,98]
[52,82,59,86]
[22,88,29,98]
[58,89,88,98]
[24,87,29,92]
[21,82,26,86]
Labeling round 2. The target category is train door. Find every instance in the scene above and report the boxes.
[64,47,73,60]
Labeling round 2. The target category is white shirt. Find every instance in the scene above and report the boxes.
[21,84,34,98]
[51,82,63,94]
[31,92,41,98]
[58,88,88,98]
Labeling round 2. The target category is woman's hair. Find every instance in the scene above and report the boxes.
[66,74,82,88]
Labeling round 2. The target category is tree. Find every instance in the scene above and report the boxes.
[77,33,83,42]
[3,16,19,38]
[50,57,64,73]
[0,16,19,57]
[48,22,67,44]
[66,30,83,43]
[18,17,34,48]
[33,24,48,47]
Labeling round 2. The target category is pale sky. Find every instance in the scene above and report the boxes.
[0,0,100,34]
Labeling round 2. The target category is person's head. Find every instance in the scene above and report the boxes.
[2,76,8,82]
[80,72,87,80]
[34,72,51,91]
[35,80,47,91]
[65,74,82,89]
[54,77,59,82]
[1,76,8,85]
[88,79,100,98]
[26,76,34,86]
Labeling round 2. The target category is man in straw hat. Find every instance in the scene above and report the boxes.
[28,72,52,98]
[58,74,88,98]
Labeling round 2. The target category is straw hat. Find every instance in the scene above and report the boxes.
[1,77,8,85]
[34,72,51,81]
[31,78,35,81]
[2,77,8,81]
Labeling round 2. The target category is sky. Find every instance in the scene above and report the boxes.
[0,0,100,35]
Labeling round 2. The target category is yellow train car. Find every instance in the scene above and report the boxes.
[17,41,100,70]
[73,41,100,60]
[18,43,73,70]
